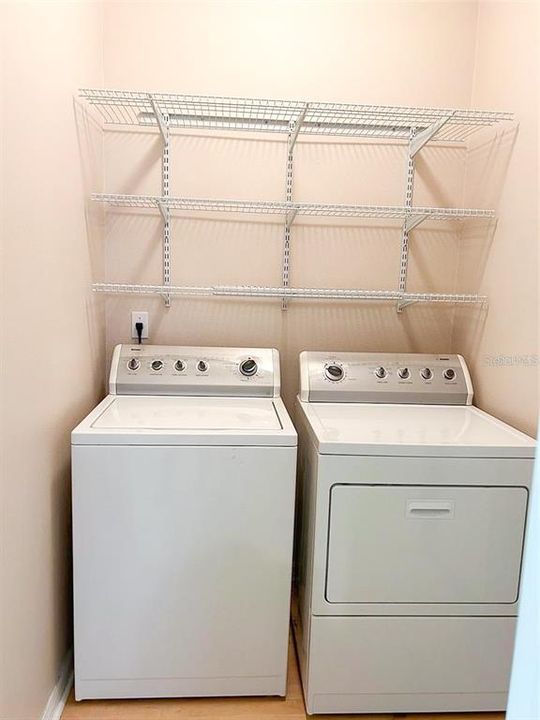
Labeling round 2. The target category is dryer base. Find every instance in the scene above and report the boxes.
[294,614,515,715]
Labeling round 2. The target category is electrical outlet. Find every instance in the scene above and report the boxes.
[131,311,149,340]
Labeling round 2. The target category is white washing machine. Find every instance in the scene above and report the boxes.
[72,344,297,700]
[293,352,535,715]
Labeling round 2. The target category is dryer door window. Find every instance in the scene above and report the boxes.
[326,484,527,605]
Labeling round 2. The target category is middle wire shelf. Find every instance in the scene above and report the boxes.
[92,193,495,224]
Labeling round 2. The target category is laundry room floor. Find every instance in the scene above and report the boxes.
[61,636,506,720]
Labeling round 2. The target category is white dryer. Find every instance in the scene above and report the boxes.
[72,345,297,700]
[293,351,535,715]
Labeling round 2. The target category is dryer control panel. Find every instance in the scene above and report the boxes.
[300,352,473,405]
[110,345,280,397]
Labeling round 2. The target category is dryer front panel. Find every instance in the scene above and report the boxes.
[309,453,533,616]
[326,485,527,605]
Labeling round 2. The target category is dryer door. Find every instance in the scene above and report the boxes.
[326,484,527,605]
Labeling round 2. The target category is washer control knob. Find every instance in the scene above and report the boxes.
[397,367,410,380]
[420,367,433,381]
[325,364,344,382]
[197,360,208,373]
[444,368,456,381]
[239,358,258,377]
[127,358,140,371]
[374,366,387,380]
[174,360,186,372]
[151,359,163,371]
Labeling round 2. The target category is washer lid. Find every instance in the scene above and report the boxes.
[297,401,535,457]
[72,395,297,446]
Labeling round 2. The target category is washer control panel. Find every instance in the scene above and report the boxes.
[110,345,280,397]
[300,352,473,405]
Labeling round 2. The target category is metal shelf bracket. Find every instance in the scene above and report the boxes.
[286,208,298,228]
[410,112,455,157]
[288,103,309,153]
[150,95,169,141]
[397,299,417,310]
[157,201,168,223]
[404,213,426,233]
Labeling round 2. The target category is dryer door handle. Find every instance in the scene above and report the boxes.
[406,500,454,519]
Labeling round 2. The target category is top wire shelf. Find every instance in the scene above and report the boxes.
[80,89,513,143]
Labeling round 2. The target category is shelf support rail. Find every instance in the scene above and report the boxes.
[397,127,417,312]
[282,103,308,310]
[151,95,171,307]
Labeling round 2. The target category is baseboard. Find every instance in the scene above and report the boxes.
[41,649,73,720]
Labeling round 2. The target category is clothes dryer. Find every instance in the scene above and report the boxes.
[293,352,535,714]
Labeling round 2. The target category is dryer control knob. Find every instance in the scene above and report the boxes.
[397,367,410,379]
[174,360,186,372]
[151,359,163,371]
[197,360,208,373]
[374,366,387,379]
[444,368,456,381]
[127,358,140,371]
[239,358,258,377]
[325,364,344,381]
[420,367,433,380]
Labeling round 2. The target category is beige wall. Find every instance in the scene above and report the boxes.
[0,3,537,719]
[0,3,105,719]
[453,1,538,437]
[101,0,483,407]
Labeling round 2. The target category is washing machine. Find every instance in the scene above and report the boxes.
[72,344,297,700]
[293,351,535,715]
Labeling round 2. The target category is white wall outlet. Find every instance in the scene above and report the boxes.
[131,311,149,340]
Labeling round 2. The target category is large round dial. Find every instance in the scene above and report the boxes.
[374,366,387,379]
[325,364,344,382]
[239,358,258,377]
[127,358,140,371]
[397,367,410,380]
[174,359,186,372]
[443,368,456,381]
[420,367,433,380]
[151,359,163,371]
[197,360,208,373]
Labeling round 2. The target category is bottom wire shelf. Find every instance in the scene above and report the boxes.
[92,283,487,305]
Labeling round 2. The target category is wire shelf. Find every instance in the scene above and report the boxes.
[92,193,495,222]
[80,89,513,143]
[92,282,487,305]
